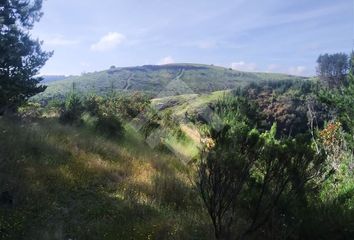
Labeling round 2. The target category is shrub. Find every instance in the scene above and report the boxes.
[95,113,124,138]
[84,95,103,116]
[17,102,42,120]
[59,93,84,125]
[197,104,330,239]
[81,112,98,129]
[58,94,125,138]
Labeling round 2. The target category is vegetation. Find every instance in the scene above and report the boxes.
[34,64,306,101]
[317,53,349,88]
[319,53,354,143]
[0,5,353,237]
[196,94,331,239]
[191,53,354,239]
[0,116,209,239]
[0,0,52,114]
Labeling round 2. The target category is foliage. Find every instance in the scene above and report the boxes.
[59,93,84,125]
[58,93,125,138]
[318,52,354,151]
[317,53,349,88]
[242,79,329,137]
[17,102,43,120]
[198,120,329,239]
[95,113,124,138]
[139,108,161,140]
[196,91,333,239]
[0,0,52,114]
[319,121,346,170]
[319,73,354,136]
[34,64,306,101]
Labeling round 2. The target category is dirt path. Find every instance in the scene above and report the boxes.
[174,69,185,81]
[122,73,133,91]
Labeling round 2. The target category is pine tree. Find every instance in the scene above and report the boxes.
[0,0,52,114]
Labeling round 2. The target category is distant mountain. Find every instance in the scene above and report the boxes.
[35,64,308,100]
[41,75,68,83]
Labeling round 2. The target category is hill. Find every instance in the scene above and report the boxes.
[35,64,307,100]
[40,75,68,83]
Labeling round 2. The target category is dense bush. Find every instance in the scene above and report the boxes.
[238,80,330,137]
[59,93,84,125]
[197,120,329,239]
[59,93,125,138]
[95,113,124,138]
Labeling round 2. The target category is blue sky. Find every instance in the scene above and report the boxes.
[32,0,353,76]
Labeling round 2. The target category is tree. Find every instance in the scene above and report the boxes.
[198,123,329,239]
[350,51,354,73]
[319,60,354,150]
[316,53,349,88]
[197,124,258,239]
[0,0,52,114]
[59,92,84,125]
[197,93,330,239]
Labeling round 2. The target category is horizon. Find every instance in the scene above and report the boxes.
[39,62,311,78]
[33,0,353,76]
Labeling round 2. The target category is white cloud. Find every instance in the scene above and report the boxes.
[43,35,79,46]
[266,64,279,72]
[80,61,91,68]
[90,32,126,52]
[231,61,257,72]
[288,66,307,76]
[158,56,175,65]
[197,41,216,49]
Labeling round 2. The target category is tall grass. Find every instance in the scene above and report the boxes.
[0,117,211,239]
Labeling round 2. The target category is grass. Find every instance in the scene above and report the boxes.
[0,116,212,239]
[151,90,229,119]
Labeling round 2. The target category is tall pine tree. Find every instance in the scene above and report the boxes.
[0,0,52,114]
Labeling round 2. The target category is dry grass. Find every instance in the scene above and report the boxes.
[0,116,212,239]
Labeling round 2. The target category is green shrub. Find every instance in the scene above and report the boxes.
[81,112,98,129]
[84,95,103,116]
[59,93,84,125]
[58,94,125,138]
[95,114,124,138]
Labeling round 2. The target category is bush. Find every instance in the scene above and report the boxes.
[84,95,102,116]
[17,102,42,120]
[95,114,124,138]
[59,93,84,125]
[81,112,98,129]
[58,94,125,138]
[197,97,330,239]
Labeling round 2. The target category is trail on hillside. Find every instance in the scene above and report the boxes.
[174,69,185,81]
[123,73,133,91]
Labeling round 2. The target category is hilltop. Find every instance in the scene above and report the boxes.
[36,63,307,100]
[41,75,68,83]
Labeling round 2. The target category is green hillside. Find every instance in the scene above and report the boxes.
[36,64,307,100]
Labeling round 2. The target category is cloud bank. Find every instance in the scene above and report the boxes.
[158,56,175,65]
[90,32,126,52]
[231,61,257,72]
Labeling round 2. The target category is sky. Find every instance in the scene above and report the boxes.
[32,0,354,76]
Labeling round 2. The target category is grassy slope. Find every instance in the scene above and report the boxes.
[35,64,307,100]
[0,117,212,240]
[150,90,230,156]
[152,90,228,118]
